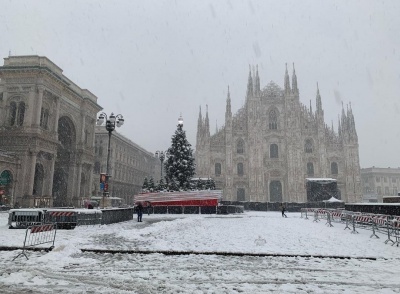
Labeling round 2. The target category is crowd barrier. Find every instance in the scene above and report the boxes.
[9,208,132,229]
[301,208,400,247]
[13,223,57,260]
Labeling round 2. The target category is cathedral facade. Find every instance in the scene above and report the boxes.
[195,65,362,203]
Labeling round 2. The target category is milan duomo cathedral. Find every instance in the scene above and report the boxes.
[195,64,362,203]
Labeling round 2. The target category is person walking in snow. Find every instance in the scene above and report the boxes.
[136,202,143,222]
[281,204,287,218]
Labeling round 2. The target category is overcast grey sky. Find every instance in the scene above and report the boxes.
[1,0,399,168]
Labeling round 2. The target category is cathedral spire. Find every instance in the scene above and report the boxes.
[197,106,203,132]
[309,99,313,114]
[226,85,232,116]
[292,63,298,95]
[284,63,291,94]
[255,65,260,95]
[316,82,323,113]
[246,65,253,98]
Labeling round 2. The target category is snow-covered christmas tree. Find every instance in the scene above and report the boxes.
[142,177,149,191]
[165,115,195,191]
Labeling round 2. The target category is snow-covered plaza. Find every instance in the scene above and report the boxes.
[0,210,399,293]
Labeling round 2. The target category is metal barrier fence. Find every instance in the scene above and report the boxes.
[101,208,134,225]
[13,223,57,260]
[302,208,400,247]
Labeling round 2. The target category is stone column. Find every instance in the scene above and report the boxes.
[0,91,8,126]
[34,86,44,127]
[75,162,82,207]
[27,150,37,207]
[47,154,56,205]
[54,96,61,133]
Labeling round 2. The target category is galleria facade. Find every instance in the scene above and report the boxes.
[195,65,362,203]
[0,55,157,207]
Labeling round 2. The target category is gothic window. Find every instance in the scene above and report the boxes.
[376,177,380,182]
[9,101,25,126]
[385,187,389,195]
[307,162,314,176]
[237,163,244,176]
[305,139,313,153]
[237,139,244,154]
[237,188,245,201]
[384,177,388,183]
[377,186,382,195]
[215,163,221,176]
[268,109,278,130]
[270,144,279,158]
[17,102,25,126]
[394,188,398,195]
[9,102,17,126]
[40,108,50,129]
[331,162,338,175]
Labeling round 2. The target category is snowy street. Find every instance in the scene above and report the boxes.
[0,211,399,293]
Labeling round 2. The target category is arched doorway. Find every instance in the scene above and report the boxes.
[33,163,44,196]
[269,181,282,202]
[0,170,13,206]
[52,116,76,207]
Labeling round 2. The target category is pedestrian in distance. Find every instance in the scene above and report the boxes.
[136,202,143,222]
[281,203,287,218]
[147,201,152,216]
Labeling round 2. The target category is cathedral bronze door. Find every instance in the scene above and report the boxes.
[269,181,282,202]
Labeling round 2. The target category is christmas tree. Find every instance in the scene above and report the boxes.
[165,117,195,191]
[148,177,155,192]
[142,177,149,191]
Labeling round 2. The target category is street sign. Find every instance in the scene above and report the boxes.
[100,183,104,190]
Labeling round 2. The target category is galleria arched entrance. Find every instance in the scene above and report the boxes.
[53,116,76,207]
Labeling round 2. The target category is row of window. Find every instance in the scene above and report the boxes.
[215,162,339,176]
[365,187,399,196]
[236,140,315,155]
[375,177,399,183]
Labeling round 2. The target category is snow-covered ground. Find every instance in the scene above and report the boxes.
[0,211,399,293]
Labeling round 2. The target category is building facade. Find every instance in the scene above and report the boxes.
[0,56,102,207]
[361,167,400,202]
[93,126,159,205]
[196,65,362,203]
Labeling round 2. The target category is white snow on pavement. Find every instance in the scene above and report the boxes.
[0,211,399,293]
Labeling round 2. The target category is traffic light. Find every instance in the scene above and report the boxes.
[100,173,107,183]
[104,183,109,192]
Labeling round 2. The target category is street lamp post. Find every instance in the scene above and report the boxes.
[96,112,124,208]
[155,151,166,180]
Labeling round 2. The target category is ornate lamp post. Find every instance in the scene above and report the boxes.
[155,151,166,180]
[96,112,124,208]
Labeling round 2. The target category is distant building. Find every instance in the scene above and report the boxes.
[361,167,400,203]
[94,126,159,205]
[196,64,362,203]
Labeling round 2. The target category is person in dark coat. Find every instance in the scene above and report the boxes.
[147,201,152,216]
[136,202,143,222]
[281,204,287,218]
